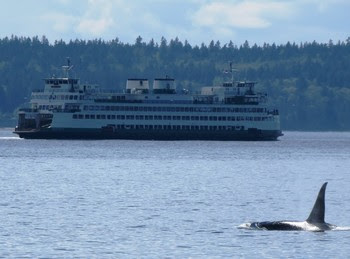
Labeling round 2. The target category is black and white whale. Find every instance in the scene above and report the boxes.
[239,182,337,231]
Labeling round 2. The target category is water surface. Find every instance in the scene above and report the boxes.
[1,129,350,257]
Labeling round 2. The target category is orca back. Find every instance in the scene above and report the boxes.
[306,182,328,224]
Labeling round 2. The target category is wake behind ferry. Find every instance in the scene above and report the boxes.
[14,59,283,140]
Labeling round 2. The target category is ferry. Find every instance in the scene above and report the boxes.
[14,59,283,140]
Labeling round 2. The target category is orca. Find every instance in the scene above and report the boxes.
[240,182,337,231]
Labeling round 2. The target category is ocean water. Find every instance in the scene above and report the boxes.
[0,128,350,258]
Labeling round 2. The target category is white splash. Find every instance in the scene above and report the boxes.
[0,137,21,140]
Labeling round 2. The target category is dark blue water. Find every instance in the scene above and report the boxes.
[1,128,350,257]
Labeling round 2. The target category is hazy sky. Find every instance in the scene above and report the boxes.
[1,0,349,46]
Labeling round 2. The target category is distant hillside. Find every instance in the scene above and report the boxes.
[1,35,350,130]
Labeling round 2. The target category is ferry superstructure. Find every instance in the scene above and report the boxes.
[14,60,283,140]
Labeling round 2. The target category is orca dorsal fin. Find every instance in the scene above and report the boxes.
[306,182,328,224]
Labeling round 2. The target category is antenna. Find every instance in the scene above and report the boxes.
[223,61,238,83]
[62,57,74,78]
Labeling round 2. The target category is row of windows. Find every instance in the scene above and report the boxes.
[73,114,272,121]
[106,124,245,131]
[45,79,78,85]
[34,94,83,100]
[38,105,62,110]
[83,105,266,113]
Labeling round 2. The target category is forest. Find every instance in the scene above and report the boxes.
[1,35,350,130]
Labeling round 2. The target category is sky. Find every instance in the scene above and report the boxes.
[0,0,349,46]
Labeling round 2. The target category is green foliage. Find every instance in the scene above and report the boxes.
[1,35,350,130]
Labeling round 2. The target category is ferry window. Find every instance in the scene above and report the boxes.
[107,115,111,119]
[69,95,73,100]
[97,115,101,119]
[100,106,105,111]
[90,115,95,119]
[111,115,116,119]
[78,115,83,119]
[101,115,106,119]
[94,106,100,111]
[85,114,90,119]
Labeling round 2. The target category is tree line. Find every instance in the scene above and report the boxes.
[1,35,350,130]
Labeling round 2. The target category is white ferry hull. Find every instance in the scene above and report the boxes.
[15,60,283,141]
